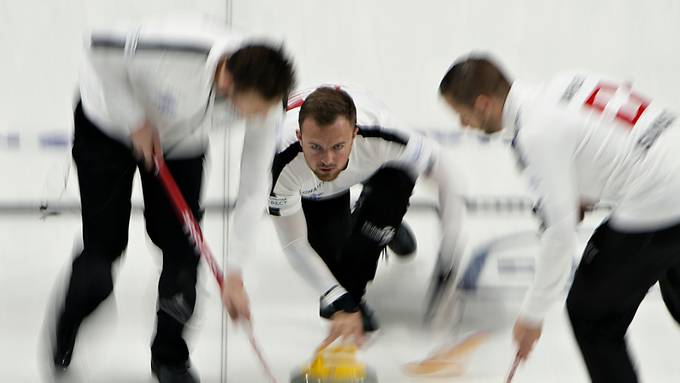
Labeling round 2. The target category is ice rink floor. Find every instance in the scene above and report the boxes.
[2,206,680,383]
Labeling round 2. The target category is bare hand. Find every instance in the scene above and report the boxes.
[131,121,162,170]
[513,318,542,361]
[317,311,364,351]
[221,272,251,323]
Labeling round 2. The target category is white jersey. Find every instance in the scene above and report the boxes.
[505,72,680,323]
[80,15,284,270]
[270,86,466,296]
[81,15,251,158]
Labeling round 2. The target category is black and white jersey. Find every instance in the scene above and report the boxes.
[269,85,466,297]
[269,86,436,217]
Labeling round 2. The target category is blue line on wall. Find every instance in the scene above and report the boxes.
[0,129,479,151]
[39,133,71,148]
[0,133,20,149]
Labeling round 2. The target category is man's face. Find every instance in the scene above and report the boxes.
[444,95,503,134]
[297,116,357,182]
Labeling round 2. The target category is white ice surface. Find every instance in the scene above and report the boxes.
[1,209,680,383]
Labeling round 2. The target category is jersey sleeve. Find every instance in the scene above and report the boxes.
[226,105,283,270]
[268,147,303,217]
[268,177,302,217]
[424,148,467,270]
[400,134,437,175]
[516,113,580,323]
[375,129,437,177]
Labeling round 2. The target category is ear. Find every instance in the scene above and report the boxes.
[296,128,302,142]
[217,59,233,85]
[352,127,358,138]
[473,95,493,112]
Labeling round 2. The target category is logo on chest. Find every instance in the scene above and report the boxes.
[156,92,177,117]
[301,182,324,196]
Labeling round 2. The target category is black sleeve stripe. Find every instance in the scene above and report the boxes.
[90,35,126,49]
[136,41,211,56]
[356,125,409,146]
[270,141,302,195]
[91,34,211,56]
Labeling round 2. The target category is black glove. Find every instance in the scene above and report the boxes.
[319,285,359,319]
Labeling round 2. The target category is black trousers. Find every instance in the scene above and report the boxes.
[58,103,204,366]
[566,220,680,383]
[302,167,415,303]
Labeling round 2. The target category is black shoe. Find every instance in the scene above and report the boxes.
[151,359,200,383]
[358,302,379,333]
[388,222,417,258]
[52,319,77,371]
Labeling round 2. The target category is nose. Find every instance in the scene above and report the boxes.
[321,150,335,164]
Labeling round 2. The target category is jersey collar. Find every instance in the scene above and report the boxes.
[501,81,526,142]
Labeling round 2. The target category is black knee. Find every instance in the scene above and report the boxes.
[352,166,415,246]
[145,207,204,255]
[360,166,415,209]
[82,221,130,262]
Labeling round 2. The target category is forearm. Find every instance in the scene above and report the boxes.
[272,211,342,296]
[430,151,467,270]
[520,224,577,323]
[228,107,282,269]
[280,238,342,295]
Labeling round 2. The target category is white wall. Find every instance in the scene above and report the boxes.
[232,0,680,130]
[5,0,679,134]
[2,0,680,204]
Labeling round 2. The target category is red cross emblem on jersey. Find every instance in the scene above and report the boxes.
[584,83,649,127]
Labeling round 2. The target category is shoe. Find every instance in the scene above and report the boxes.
[388,222,417,258]
[151,358,200,383]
